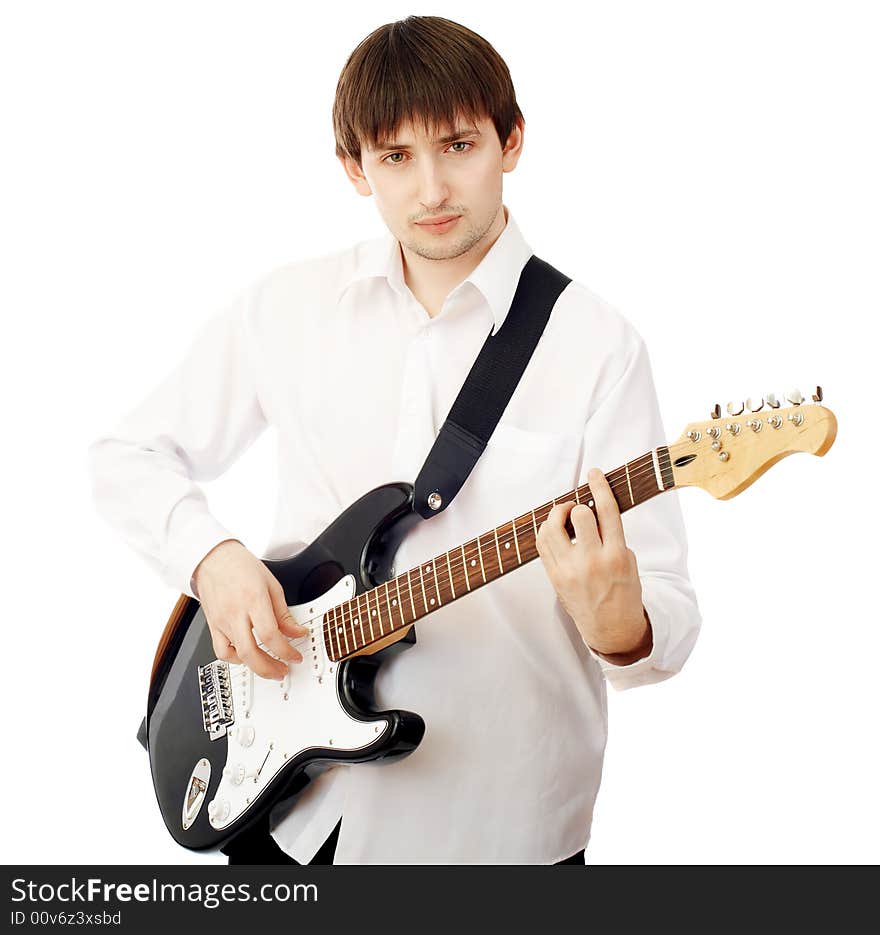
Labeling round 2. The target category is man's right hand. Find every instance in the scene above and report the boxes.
[193,539,309,680]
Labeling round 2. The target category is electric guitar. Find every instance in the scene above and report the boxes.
[140,387,837,851]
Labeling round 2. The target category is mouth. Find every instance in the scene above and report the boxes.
[416,214,461,232]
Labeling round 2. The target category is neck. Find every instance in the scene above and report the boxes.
[323,445,675,661]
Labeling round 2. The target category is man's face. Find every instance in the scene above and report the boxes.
[340,113,523,261]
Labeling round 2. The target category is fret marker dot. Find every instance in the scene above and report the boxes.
[588,500,594,507]
[425,565,432,573]
[392,599,397,606]
[336,626,342,634]
[430,598,435,605]
[470,559,476,567]
[353,618,359,626]
[504,542,510,549]
[371,609,376,616]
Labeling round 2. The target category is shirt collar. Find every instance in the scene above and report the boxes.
[334,205,534,336]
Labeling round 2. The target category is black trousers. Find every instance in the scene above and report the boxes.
[221,813,585,865]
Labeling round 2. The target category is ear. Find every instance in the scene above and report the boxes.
[501,116,525,173]
[338,153,373,197]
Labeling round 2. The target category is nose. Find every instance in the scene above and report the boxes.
[417,156,451,212]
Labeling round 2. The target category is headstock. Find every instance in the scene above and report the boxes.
[669,386,837,500]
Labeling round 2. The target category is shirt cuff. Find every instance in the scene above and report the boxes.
[585,590,671,691]
[163,513,240,599]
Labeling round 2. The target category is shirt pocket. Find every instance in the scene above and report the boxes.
[466,421,583,525]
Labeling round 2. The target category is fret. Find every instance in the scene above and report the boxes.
[431,560,443,607]
[338,603,348,657]
[476,535,487,583]
[363,590,374,643]
[394,576,406,628]
[381,582,391,636]
[512,516,522,564]
[497,523,515,573]
[367,589,378,642]
[374,586,385,636]
[328,607,339,660]
[406,569,417,620]
[461,544,471,591]
[531,508,538,540]
[624,462,634,505]
[416,562,428,614]
[420,561,440,611]
[355,594,366,646]
[445,550,456,599]
[493,527,504,574]
[341,605,351,657]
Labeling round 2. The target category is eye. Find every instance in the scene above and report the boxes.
[381,141,474,165]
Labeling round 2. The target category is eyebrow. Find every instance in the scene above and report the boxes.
[372,126,481,152]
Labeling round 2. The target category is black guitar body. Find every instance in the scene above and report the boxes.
[143,481,426,851]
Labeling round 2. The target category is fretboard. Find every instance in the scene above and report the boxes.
[323,446,675,662]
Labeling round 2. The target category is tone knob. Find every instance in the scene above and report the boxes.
[223,764,246,786]
[786,388,804,405]
[726,401,744,416]
[207,798,230,822]
[747,396,764,412]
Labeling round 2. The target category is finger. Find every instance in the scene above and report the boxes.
[266,575,311,643]
[587,467,627,549]
[251,591,303,666]
[211,631,244,666]
[569,501,601,553]
[537,501,577,568]
[234,618,288,680]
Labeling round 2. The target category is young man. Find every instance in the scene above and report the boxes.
[88,16,701,865]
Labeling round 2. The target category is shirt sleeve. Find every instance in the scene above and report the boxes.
[86,281,269,599]
[576,326,702,691]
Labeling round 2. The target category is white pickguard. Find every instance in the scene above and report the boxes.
[202,574,390,831]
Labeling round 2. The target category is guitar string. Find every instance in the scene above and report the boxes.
[319,453,671,654]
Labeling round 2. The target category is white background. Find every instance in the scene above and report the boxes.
[2,0,877,864]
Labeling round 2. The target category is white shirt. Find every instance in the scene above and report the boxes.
[88,205,701,864]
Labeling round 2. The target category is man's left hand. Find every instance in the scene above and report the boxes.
[536,467,652,662]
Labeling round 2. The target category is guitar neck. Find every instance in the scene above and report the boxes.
[324,446,676,662]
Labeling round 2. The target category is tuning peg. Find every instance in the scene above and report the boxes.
[765,393,781,409]
[812,385,823,403]
[726,400,745,416]
[787,388,804,406]
[710,403,721,419]
[746,396,764,412]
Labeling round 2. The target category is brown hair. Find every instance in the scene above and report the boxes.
[333,16,523,166]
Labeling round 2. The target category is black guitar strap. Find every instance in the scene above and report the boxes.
[412,254,571,519]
